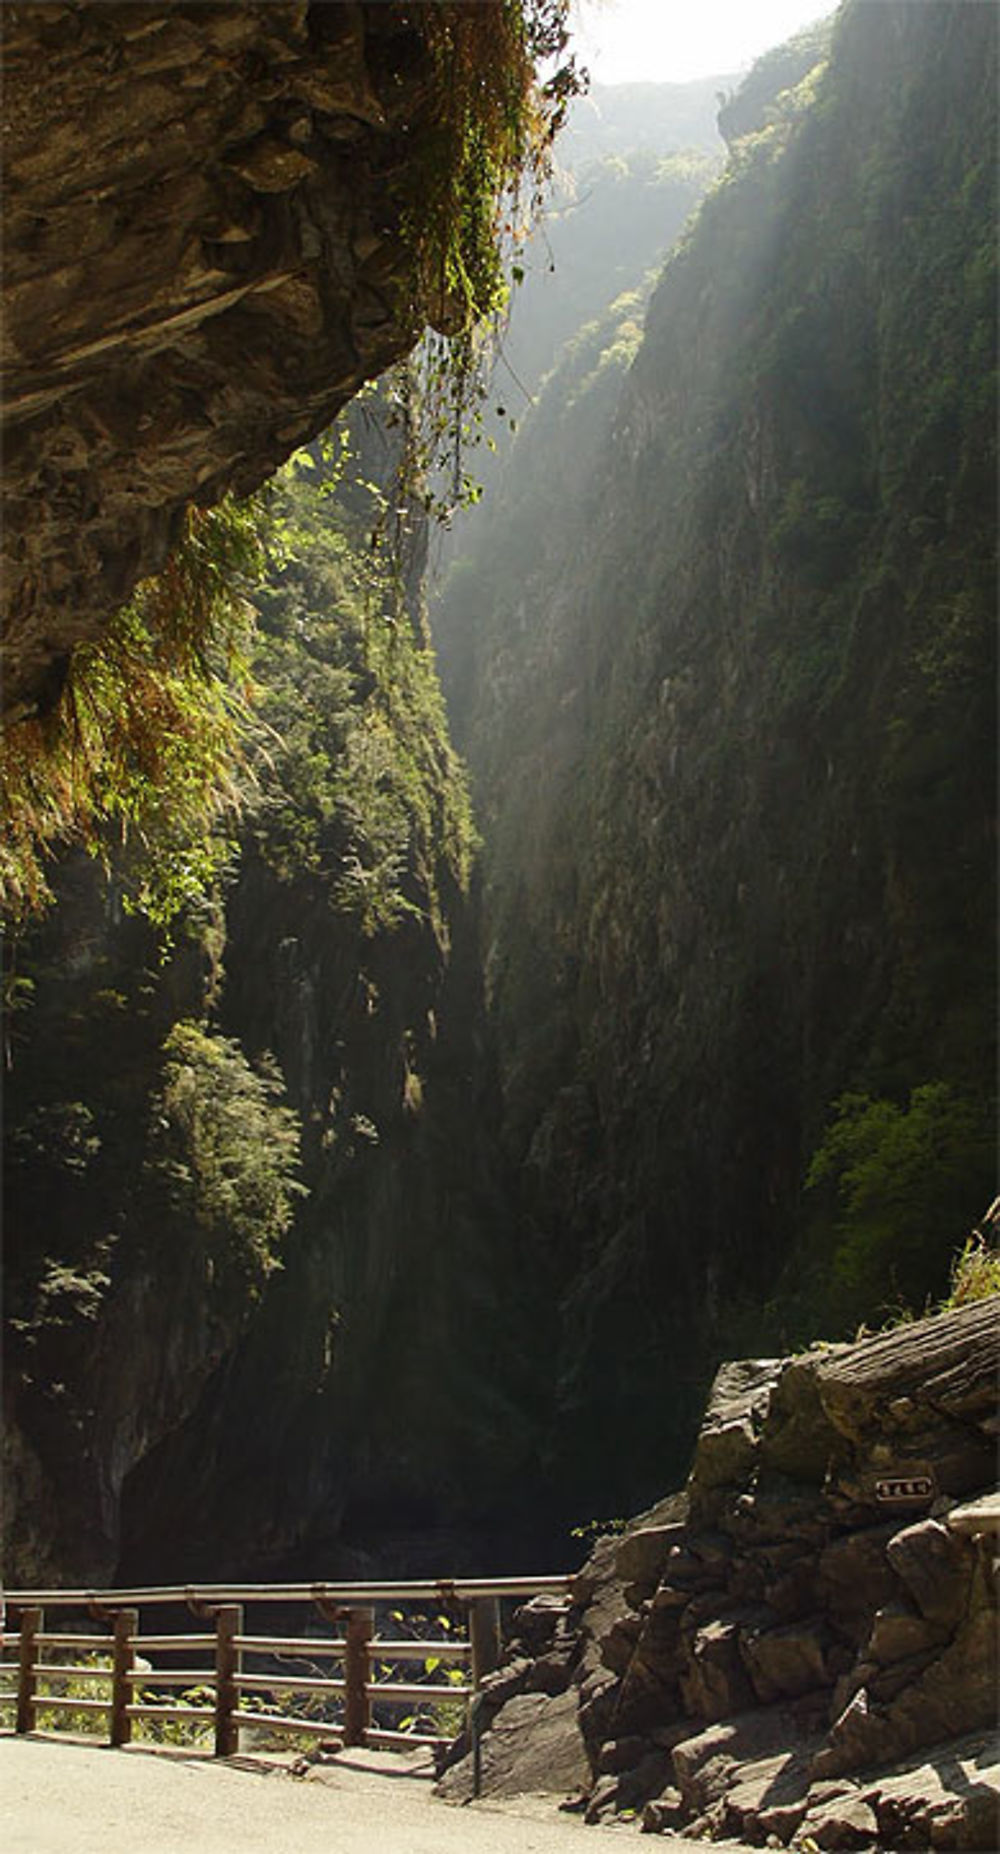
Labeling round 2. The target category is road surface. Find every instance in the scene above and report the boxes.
[1,1735,735,1852]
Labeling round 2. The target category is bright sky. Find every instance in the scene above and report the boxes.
[571,0,832,84]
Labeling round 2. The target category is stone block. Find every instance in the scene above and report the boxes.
[798,1793,879,1848]
[641,1784,687,1833]
[435,1688,589,1804]
[886,1517,973,1626]
[597,1734,652,1775]
[682,1614,757,1721]
[688,1358,781,1506]
[818,1524,900,1644]
[741,1614,834,1702]
[672,1708,802,1813]
[866,1600,947,1665]
[526,1649,574,1696]
[601,1611,643,1676]
[615,1522,687,1587]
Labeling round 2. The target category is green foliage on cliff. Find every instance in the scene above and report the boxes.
[146,1021,304,1294]
[805,1084,996,1312]
[0,497,264,930]
[406,1,581,336]
[249,427,476,939]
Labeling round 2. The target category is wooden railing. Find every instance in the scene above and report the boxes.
[0,1577,571,1760]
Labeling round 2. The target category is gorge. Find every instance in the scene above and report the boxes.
[2,0,995,1729]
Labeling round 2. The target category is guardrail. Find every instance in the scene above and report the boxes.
[0,1576,572,1760]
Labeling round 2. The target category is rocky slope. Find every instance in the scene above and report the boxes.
[439,1297,1000,1850]
[431,0,997,1515]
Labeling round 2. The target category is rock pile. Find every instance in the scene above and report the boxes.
[439,1298,999,1849]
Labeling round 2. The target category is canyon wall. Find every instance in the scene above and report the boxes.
[432,0,997,1518]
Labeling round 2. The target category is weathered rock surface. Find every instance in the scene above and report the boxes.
[1,1,451,718]
[444,1302,999,1849]
[437,1690,590,1805]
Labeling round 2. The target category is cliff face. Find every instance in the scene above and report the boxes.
[2,0,454,720]
[2,438,534,1586]
[432,0,997,1512]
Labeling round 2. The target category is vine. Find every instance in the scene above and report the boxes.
[389,0,586,528]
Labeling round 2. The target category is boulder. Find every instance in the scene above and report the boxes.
[687,1358,782,1512]
[815,1601,998,1780]
[671,1708,804,1814]
[716,1744,817,1843]
[681,1613,758,1722]
[815,1301,999,1507]
[741,1615,836,1701]
[601,1611,644,1676]
[641,1785,687,1833]
[868,1731,1000,1851]
[615,1522,687,1588]
[435,1688,590,1804]
[797,1793,880,1848]
[886,1519,973,1627]
[818,1526,901,1645]
[525,1649,575,1696]
[865,1602,946,1666]
[945,1493,1000,1540]
[597,1734,654,1775]
[511,1593,573,1654]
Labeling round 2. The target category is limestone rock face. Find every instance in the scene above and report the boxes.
[1,1,443,718]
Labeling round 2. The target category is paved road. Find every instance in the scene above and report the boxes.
[0,1735,732,1853]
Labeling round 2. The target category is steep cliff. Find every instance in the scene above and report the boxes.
[2,437,532,1584]
[431,0,997,1514]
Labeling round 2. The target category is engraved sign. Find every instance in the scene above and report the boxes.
[875,1474,935,1504]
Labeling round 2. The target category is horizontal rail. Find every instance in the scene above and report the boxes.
[371,1639,469,1661]
[5,1576,571,1607]
[233,1672,346,1698]
[133,1635,215,1653]
[233,1635,343,1657]
[368,1679,473,1704]
[124,1703,215,1723]
[35,1634,110,1651]
[365,1727,445,1749]
[30,1695,110,1714]
[234,1709,343,1740]
[123,1669,213,1689]
[31,1664,110,1681]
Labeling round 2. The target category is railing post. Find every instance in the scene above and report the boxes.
[214,1604,242,1758]
[16,1606,41,1735]
[110,1607,138,1747]
[468,1596,501,1688]
[343,1604,373,1747]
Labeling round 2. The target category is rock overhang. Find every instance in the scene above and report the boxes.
[0,0,452,719]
